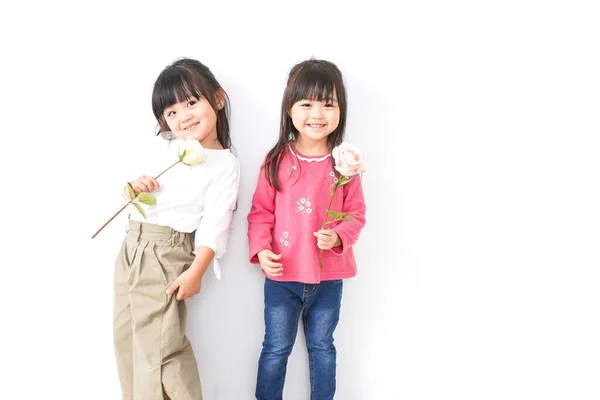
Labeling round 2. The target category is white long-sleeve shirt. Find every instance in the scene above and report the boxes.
[129,137,240,279]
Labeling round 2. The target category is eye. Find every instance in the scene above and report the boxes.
[166,110,176,117]
[300,102,311,107]
[187,100,196,107]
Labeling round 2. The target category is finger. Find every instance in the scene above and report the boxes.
[263,262,283,271]
[262,265,283,277]
[261,250,277,259]
[271,253,282,260]
[317,238,332,250]
[265,260,283,268]
[166,280,180,295]
[262,263,283,272]
[131,182,144,195]
[139,177,156,191]
[314,231,329,239]
[176,286,187,301]
[133,182,150,193]
[319,229,334,238]
[147,176,160,190]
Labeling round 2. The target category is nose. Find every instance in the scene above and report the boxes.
[310,104,324,118]
[180,112,191,124]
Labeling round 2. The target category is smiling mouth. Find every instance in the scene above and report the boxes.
[308,124,326,128]
[184,122,199,131]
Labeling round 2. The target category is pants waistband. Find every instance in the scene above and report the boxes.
[126,220,193,246]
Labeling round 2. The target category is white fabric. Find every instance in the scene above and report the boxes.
[128,138,240,279]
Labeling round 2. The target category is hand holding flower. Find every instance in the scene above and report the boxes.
[91,138,206,239]
[127,175,160,196]
[313,229,341,250]
[318,142,365,268]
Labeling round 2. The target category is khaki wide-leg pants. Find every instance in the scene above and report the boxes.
[114,220,202,400]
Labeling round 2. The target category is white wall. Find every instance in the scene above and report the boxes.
[3,1,600,399]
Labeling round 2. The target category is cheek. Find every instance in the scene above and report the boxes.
[329,114,341,129]
[290,115,303,128]
[162,119,175,132]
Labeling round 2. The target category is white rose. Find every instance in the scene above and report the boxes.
[178,138,206,166]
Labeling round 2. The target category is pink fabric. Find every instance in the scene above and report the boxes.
[247,147,366,283]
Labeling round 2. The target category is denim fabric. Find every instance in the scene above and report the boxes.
[256,278,343,400]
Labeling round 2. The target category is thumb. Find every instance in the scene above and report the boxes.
[272,253,282,260]
[166,279,181,295]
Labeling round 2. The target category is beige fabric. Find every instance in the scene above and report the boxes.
[114,220,202,400]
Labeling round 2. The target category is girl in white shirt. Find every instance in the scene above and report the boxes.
[113,58,240,400]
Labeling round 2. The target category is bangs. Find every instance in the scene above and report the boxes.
[289,67,338,104]
[152,66,209,119]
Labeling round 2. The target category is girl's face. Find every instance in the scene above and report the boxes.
[163,95,221,149]
[289,94,340,146]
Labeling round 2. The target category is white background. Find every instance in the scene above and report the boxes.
[2,1,599,399]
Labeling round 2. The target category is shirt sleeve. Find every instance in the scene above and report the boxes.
[194,157,241,278]
[247,165,277,264]
[331,174,367,255]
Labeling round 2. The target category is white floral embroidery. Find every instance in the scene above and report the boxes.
[296,197,312,215]
[279,231,291,247]
[327,170,339,184]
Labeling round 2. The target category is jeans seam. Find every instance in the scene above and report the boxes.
[306,308,315,400]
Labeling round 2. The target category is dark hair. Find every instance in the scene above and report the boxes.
[151,58,232,149]
[264,58,347,191]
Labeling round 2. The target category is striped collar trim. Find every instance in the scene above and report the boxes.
[288,145,331,163]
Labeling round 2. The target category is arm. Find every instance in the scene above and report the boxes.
[194,159,241,262]
[330,175,367,255]
[167,246,214,300]
[167,159,240,298]
[247,166,277,263]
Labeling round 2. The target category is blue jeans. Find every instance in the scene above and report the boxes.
[256,278,343,400]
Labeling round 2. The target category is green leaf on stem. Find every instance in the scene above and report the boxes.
[138,192,157,206]
[337,176,351,187]
[127,182,135,200]
[133,202,147,219]
[178,150,187,162]
[327,210,349,219]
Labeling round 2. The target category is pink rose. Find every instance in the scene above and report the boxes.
[332,142,365,177]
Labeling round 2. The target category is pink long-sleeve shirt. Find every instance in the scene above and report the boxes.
[247,146,366,283]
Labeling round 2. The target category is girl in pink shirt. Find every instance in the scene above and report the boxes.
[247,58,366,400]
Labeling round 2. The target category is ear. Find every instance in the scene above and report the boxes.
[214,89,226,110]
